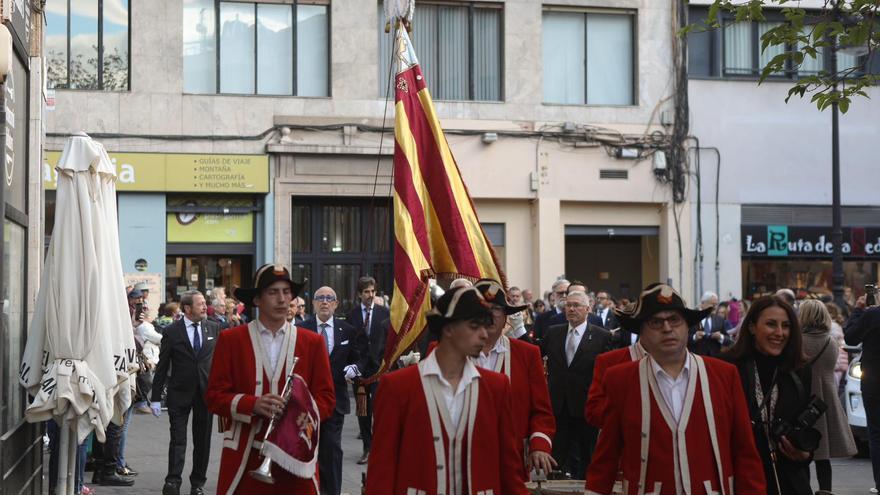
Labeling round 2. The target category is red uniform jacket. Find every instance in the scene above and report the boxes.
[205,322,335,495]
[585,355,765,495]
[427,337,555,476]
[584,344,644,428]
[365,361,528,495]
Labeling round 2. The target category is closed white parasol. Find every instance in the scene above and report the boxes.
[19,134,138,494]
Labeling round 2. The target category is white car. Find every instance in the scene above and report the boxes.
[845,353,870,455]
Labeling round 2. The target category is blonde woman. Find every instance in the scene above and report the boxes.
[798,299,857,494]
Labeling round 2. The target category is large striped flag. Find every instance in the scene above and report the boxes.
[370,24,506,379]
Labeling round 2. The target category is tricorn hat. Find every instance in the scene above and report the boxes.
[426,286,494,335]
[473,279,528,315]
[615,283,712,333]
[234,263,304,306]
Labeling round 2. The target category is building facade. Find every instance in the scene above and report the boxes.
[688,0,880,303]
[0,0,45,493]
[45,0,693,313]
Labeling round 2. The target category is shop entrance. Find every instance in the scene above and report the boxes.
[165,254,253,303]
[564,226,659,301]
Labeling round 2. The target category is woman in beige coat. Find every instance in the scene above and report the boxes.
[799,300,857,494]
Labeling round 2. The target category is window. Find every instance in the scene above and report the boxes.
[481,222,505,270]
[690,6,879,79]
[723,20,789,76]
[378,1,503,101]
[184,0,329,96]
[542,9,635,105]
[46,0,130,90]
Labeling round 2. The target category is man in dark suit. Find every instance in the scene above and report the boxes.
[543,290,611,479]
[287,296,306,325]
[207,298,231,329]
[150,290,220,495]
[688,291,732,357]
[594,291,620,330]
[301,285,367,495]
[344,276,390,465]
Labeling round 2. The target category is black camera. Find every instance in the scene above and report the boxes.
[867,284,878,307]
[135,302,145,321]
[770,395,827,452]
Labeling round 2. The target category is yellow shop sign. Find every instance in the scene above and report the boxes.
[42,151,269,193]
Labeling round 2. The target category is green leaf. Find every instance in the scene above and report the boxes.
[839,98,850,113]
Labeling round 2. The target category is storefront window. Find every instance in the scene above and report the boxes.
[166,256,251,303]
[2,220,26,431]
[743,259,879,303]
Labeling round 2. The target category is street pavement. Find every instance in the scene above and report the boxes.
[76,406,367,495]
[65,408,875,495]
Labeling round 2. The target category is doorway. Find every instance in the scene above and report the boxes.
[564,226,659,301]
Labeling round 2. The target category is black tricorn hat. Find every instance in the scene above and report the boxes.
[614,283,712,333]
[234,263,304,306]
[426,286,494,335]
[473,279,528,315]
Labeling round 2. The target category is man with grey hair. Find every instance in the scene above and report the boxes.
[207,298,230,329]
[688,290,732,357]
[775,288,797,307]
[533,278,570,343]
[543,290,612,478]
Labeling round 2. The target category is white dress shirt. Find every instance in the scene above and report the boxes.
[183,316,201,349]
[421,350,481,428]
[317,316,335,355]
[650,355,691,424]
[476,337,508,371]
[257,319,287,375]
[565,320,589,364]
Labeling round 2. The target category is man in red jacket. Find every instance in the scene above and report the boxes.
[366,286,527,495]
[472,278,556,478]
[205,264,336,495]
[585,283,766,495]
[584,341,646,429]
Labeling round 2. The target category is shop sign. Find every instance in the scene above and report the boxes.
[3,0,31,47]
[167,212,254,243]
[742,225,880,259]
[43,151,269,193]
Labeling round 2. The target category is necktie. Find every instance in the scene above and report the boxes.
[320,323,330,353]
[565,328,578,365]
[363,306,372,336]
[192,321,201,353]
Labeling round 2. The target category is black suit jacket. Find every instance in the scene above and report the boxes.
[688,314,733,357]
[301,317,367,415]
[596,307,620,330]
[151,318,220,408]
[534,310,603,343]
[345,304,391,378]
[543,322,612,419]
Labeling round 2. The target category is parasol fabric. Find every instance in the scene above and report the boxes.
[19,135,137,443]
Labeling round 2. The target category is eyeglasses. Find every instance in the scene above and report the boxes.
[645,313,685,330]
[314,295,337,302]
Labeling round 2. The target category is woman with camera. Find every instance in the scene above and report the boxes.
[723,295,817,495]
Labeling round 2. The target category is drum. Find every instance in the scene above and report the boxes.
[525,480,623,494]
[525,480,584,494]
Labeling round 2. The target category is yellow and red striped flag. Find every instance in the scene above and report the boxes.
[371,24,506,379]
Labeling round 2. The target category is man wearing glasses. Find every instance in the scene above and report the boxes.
[585,284,765,495]
[543,290,612,479]
[301,286,367,495]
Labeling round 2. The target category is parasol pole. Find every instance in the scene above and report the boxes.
[66,422,77,495]
[57,417,70,495]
